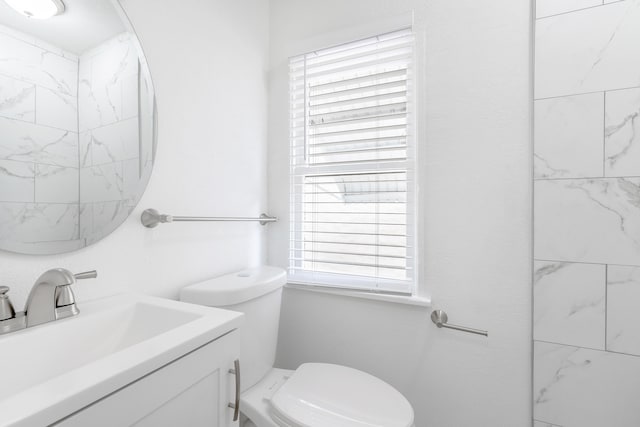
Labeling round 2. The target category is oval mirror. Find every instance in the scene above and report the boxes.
[0,0,156,254]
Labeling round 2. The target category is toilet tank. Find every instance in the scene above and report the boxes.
[180,266,286,391]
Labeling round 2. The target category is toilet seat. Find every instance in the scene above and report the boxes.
[269,363,414,427]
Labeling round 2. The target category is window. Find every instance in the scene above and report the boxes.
[289,28,416,295]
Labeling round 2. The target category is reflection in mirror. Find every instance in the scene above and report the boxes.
[0,0,156,254]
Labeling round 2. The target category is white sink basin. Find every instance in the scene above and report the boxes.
[0,294,243,427]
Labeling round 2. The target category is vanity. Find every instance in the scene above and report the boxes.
[0,294,242,427]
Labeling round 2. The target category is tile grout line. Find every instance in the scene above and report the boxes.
[534,175,640,181]
[535,339,640,359]
[603,91,606,177]
[0,99,133,133]
[535,0,627,21]
[534,258,608,266]
[0,199,128,206]
[534,84,640,102]
[77,55,82,241]
[0,70,78,101]
[34,84,37,127]
[33,85,37,204]
[0,28,78,61]
[605,264,608,351]
[0,113,78,134]
[534,258,640,268]
[530,2,537,423]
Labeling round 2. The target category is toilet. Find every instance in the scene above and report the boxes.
[180,266,415,427]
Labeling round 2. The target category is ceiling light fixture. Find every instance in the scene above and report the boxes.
[3,0,65,19]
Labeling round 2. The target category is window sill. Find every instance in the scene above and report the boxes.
[285,283,431,307]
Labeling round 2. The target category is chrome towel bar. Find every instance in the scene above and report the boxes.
[431,309,488,337]
[141,208,278,228]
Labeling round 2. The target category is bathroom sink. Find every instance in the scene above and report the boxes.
[0,294,243,427]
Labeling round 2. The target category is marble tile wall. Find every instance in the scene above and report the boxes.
[0,26,149,252]
[534,1,640,425]
[0,24,80,250]
[77,33,141,244]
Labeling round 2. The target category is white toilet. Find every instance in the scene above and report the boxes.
[180,266,415,427]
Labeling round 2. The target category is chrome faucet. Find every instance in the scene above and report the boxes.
[25,269,97,327]
[0,268,97,335]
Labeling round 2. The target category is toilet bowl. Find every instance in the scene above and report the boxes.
[180,266,414,427]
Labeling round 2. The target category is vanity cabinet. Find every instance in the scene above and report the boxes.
[53,331,240,427]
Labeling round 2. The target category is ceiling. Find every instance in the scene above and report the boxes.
[0,0,126,54]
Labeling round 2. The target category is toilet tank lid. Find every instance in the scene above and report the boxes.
[180,266,287,307]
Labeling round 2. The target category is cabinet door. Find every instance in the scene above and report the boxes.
[54,331,240,427]
[133,372,220,427]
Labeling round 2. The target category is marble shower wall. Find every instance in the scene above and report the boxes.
[0,24,80,253]
[534,1,640,426]
[78,33,143,245]
[0,26,149,253]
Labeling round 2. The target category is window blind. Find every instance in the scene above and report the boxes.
[289,28,416,294]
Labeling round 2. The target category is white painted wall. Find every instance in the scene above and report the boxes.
[267,1,533,426]
[0,0,270,309]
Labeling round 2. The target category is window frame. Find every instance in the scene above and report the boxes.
[287,26,420,296]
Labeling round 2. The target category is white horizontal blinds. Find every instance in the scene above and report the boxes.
[291,29,412,167]
[289,28,415,294]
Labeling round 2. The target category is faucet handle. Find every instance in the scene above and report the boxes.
[55,285,76,308]
[0,286,16,321]
[74,270,97,280]
[54,270,96,309]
